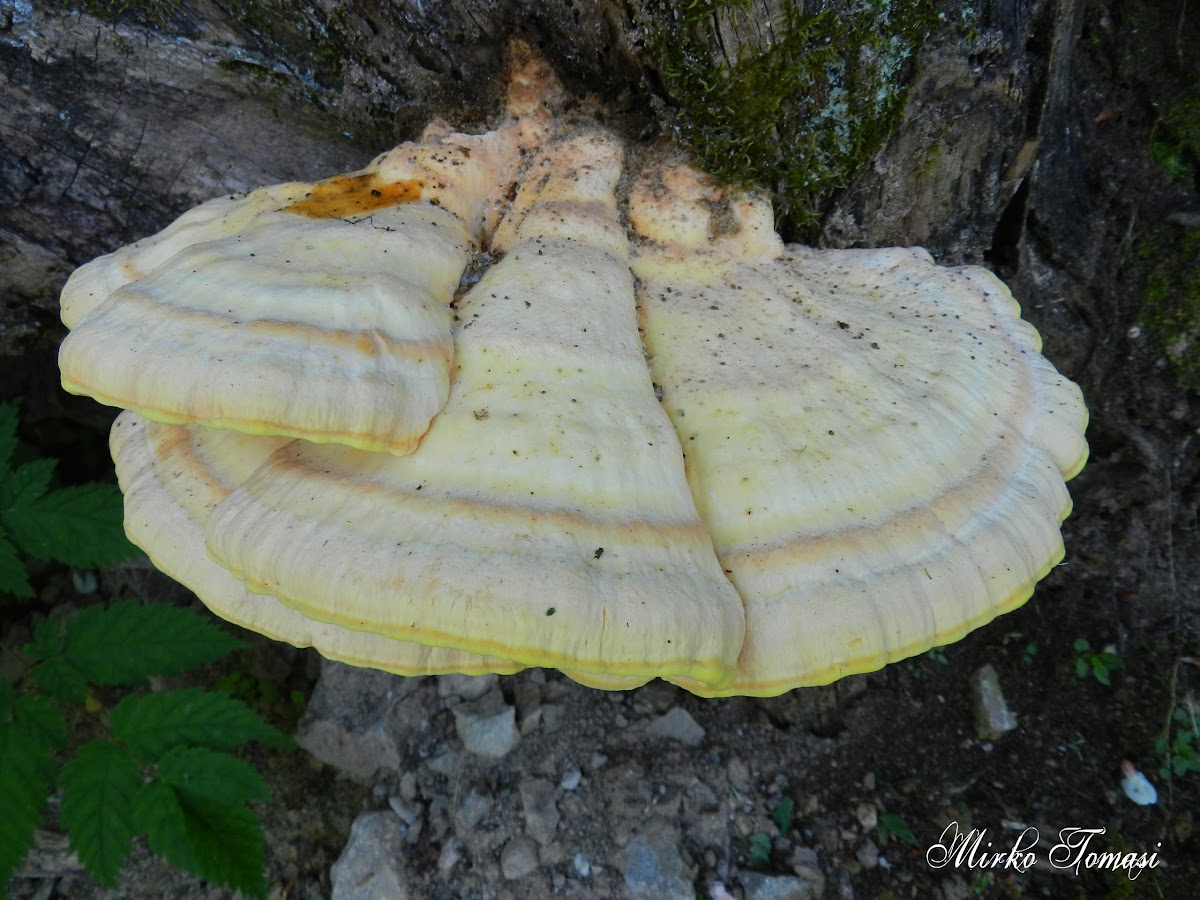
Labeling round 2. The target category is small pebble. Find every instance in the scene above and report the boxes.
[1120,760,1158,806]
[500,835,539,880]
[573,852,591,878]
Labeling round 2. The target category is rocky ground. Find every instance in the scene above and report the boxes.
[5,557,1196,899]
[3,1,1199,898]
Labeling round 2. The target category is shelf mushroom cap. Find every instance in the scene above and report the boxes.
[58,52,553,456]
[60,183,310,330]
[59,47,1090,697]
[630,164,1089,696]
[109,411,524,677]
[205,131,746,689]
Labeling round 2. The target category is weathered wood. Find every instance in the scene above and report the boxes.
[0,0,640,355]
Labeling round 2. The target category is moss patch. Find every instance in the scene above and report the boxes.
[638,0,938,239]
[1152,91,1200,190]
[1140,228,1200,392]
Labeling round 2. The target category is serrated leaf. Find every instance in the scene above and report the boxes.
[60,741,142,886]
[0,720,57,887]
[0,401,17,473]
[0,532,32,598]
[26,617,64,663]
[132,780,196,870]
[1,482,137,567]
[157,746,270,807]
[0,457,56,511]
[134,779,268,899]
[33,658,88,705]
[64,600,246,685]
[13,694,66,750]
[112,688,290,761]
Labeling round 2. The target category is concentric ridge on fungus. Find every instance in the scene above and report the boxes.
[59,47,1088,697]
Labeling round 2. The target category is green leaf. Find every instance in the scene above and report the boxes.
[157,746,270,807]
[771,797,794,834]
[60,741,142,885]
[1,482,137,567]
[112,688,290,761]
[134,779,268,899]
[0,717,58,887]
[13,694,67,751]
[132,780,197,871]
[0,532,32,598]
[878,812,919,847]
[25,617,63,663]
[1093,662,1112,686]
[0,457,56,511]
[0,401,17,472]
[741,832,771,868]
[1074,659,1089,679]
[64,600,246,685]
[33,658,89,705]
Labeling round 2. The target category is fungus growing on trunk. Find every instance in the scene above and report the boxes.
[58,48,1088,696]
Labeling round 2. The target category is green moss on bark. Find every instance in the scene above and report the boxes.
[1140,228,1200,392]
[639,0,937,239]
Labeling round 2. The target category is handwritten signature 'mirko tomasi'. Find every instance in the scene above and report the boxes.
[926,821,1162,881]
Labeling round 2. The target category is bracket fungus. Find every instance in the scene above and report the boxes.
[59,49,1088,697]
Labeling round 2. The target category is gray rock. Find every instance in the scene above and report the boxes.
[855,838,879,870]
[741,871,824,900]
[513,680,544,735]
[637,680,681,713]
[386,797,422,827]
[519,777,560,846]
[437,837,465,874]
[622,819,695,900]
[331,811,409,900]
[541,702,564,732]
[452,687,520,758]
[854,802,877,831]
[970,664,1018,740]
[455,787,494,832]
[297,660,416,780]
[500,835,540,880]
[644,707,706,746]
[573,852,592,878]
[397,771,419,802]
[436,673,498,701]
[425,748,462,777]
[790,846,824,888]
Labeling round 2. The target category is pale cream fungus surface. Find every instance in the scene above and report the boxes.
[59,50,1087,696]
